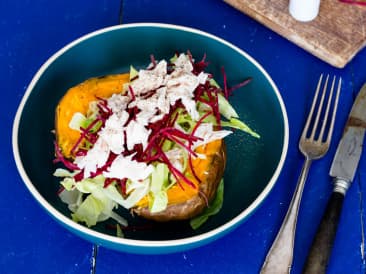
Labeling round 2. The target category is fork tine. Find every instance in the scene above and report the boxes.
[325,77,341,144]
[310,74,329,139]
[318,76,336,141]
[301,74,323,139]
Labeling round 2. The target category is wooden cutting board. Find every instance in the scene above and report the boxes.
[224,0,366,68]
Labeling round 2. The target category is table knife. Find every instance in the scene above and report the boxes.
[302,83,366,274]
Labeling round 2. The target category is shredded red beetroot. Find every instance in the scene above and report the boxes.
[150,54,157,69]
[186,50,194,64]
[195,84,221,128]
[124,106,140,127]
[188,154,201,184]
[75,148,88,157]
[209,87,221,129]
[221,66,229,99]
[119,178,128,196]
[89,153,118,179]
[192,110,214,136]
[192,53,209,75]
[228,77,252,96]
[53,141,80,171]
[194,84,206,99]
[103,178,127,196]
[96,97,113,118]
[140,89,157,100]
[70,117,102,157]
[104,178,115,188]
[128,85,136,101]
[74,171,84,182]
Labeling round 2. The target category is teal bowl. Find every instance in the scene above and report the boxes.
[12,23,288,254]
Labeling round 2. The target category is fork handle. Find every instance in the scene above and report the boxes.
[261,158,312,274]
[302,183,347,274]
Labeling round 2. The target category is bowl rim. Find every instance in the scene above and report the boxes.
[12,22,289,249]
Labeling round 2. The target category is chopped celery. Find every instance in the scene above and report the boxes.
[149,163,169,212]
[209,78,220,89]
[129,65,139,81]
[217,93,239,120]
[221,118,260,138]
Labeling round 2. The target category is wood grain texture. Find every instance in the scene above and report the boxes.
[224,0,366,68]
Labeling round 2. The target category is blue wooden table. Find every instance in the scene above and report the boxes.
[2,1,366,273]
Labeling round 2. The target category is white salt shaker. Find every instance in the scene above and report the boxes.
[289,0,321,22]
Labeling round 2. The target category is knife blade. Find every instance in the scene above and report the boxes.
[303,83,366,274]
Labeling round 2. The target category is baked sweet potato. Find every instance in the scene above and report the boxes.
[55,73,226,222]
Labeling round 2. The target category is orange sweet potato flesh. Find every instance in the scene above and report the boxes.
[55,73,226,221]
[55,73,129,158]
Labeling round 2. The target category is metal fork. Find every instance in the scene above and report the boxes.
[260,75,342,274]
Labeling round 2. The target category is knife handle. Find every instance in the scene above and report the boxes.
[302,191,344,274]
